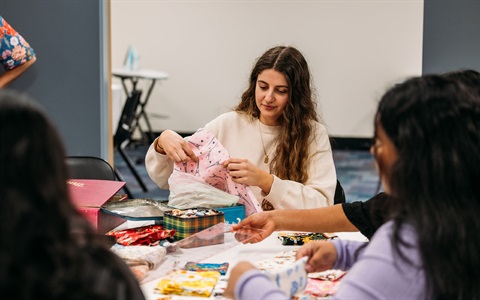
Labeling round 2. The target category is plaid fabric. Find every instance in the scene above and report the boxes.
[163,208,224,241]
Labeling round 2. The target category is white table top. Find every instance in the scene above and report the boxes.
[112,67,169,80]
[114,221,368,299]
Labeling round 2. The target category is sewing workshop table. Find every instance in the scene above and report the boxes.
[112,68,169,143]
[114,221,368,299]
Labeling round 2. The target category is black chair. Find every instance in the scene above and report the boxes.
[66,156,116,181]
[66,155,134,199]
[114,89,148,193]
[334,179,346,204]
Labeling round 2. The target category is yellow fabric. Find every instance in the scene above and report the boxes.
[154,270,220,297]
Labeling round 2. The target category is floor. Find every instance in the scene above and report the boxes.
[114,144,380,203]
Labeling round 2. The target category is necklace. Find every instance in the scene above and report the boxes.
[259,121,269,164]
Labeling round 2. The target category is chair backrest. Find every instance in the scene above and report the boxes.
[114,89,142,147]
[334,179,346,204]
[66,156,116,181]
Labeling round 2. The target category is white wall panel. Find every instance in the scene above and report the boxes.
[111,0,423,138]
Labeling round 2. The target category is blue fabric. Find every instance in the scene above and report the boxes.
[0,16,36,71]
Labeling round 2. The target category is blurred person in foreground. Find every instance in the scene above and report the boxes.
[0,89,144,299]
[226,74,480,299]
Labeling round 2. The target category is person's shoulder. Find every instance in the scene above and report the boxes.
[370,220,416,248]
[217,111,247,121]
[311,120,328,134]
[209,111,251,126]
[362,221,396,258]
[308,121,331,149]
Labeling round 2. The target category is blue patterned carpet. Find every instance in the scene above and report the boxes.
[333,150,380,202]
[115,145,380,203]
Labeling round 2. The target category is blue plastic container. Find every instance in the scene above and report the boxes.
[215,204,245,224]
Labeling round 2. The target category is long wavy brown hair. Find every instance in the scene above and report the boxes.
[234,46,319,184]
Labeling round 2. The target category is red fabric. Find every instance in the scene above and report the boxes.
[107,225,175,246]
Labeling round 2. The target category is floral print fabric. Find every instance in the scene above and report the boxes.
[0,16,36,71]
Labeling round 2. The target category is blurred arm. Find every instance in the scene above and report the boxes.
[0,56,36,88]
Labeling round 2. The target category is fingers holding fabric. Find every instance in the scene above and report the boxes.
[157,130,198,163]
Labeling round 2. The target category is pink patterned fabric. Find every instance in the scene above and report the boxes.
[173,128,261,216]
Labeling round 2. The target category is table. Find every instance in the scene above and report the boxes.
[114,221,368,299]
[112,67,169,144]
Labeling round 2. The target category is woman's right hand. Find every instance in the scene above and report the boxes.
[230,211,276,243]
[155,130,198,163]
[296,240,337,273]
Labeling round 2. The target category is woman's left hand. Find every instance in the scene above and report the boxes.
[224,158,273,193]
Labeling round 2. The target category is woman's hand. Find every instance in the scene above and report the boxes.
[155,130,198,163]
[296,240,337,273]
[224,158,273,193]
[230,211,276,243]
[224,261,257,299]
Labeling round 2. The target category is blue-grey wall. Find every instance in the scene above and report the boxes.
[1,0,108,158]
[423,0,480,73]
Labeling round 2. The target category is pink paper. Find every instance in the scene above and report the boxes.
[173,128,261,215]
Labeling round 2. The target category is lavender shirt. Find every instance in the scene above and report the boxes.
[234,221,426,299]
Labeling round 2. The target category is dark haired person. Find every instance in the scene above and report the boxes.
[0,89,144,299]
[227,75,480,299]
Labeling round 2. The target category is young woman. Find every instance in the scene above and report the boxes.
[146,46,337,210]
[0,89,144,299]
[226,75,480,299]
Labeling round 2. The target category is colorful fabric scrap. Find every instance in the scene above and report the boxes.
[300,278,342,298]
[254,249,298,271]
[0,16,36,71]
[154,270,220,297]
[106,225,175,246]
[308,269,346,281]
[277,232,329,245]
[252,248,345,299]
[183,262,229,275]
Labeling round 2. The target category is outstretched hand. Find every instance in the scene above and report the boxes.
[230,212,276,243]
[156,130,198,163]
[295,240,337,273]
